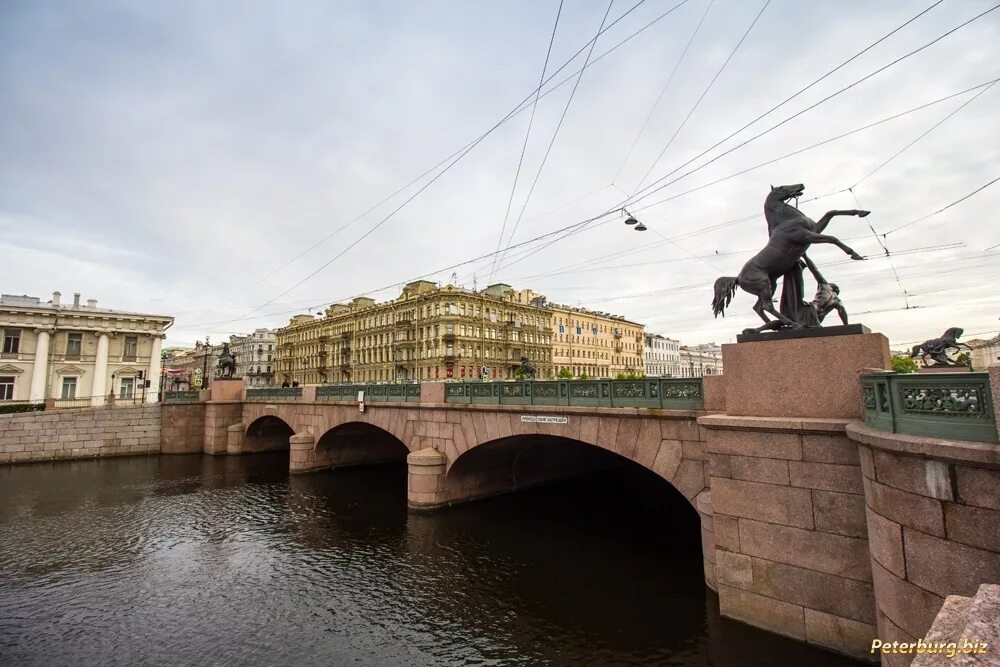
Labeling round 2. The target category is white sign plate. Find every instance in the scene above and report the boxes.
[520,415,568,424]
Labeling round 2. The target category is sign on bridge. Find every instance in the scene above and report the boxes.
[519,415,569,424]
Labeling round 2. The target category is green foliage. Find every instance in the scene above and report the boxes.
[955,352,972,369]
[0,401,46,414]
[891,355,918,374]
[557,368,573,379]
[615,371,647,380]
[577,373,589,380]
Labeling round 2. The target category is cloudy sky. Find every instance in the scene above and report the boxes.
[1,0,997,350]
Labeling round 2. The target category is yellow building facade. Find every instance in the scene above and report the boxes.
[549,305,645,378]
[275,282,555,384]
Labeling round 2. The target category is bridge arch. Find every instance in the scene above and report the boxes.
[436,412,707,507]
[315,421,410,469]
[244,415,295,454]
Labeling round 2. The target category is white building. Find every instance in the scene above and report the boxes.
[679,343,723,377]
[644,334,681,377]
[0,292,173,404]
[967,334,1000,371]
[230,328,277,386]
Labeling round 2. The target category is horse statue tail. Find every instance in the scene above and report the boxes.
[712,277,739,318]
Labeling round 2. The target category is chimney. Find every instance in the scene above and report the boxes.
[52,291,61,306]
[73,293,81,307]
[87,298,97,308]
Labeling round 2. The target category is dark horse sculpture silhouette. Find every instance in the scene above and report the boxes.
[217,343,237,378]
[712,184,867,333]
[910,327,971,367]
[519,356,537,380]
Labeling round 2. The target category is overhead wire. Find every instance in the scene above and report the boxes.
[186,5,995,332]
[629,0,771,195]
[621,1,994,211]
[883,175,1000,234]
[491,0,616,282]
[610,0,715,184]
[488,0,565,281]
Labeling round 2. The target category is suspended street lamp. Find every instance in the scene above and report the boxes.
[621,208,647,231]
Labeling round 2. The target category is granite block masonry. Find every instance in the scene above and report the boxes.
[700,330,892,662]
[0,404,161,463]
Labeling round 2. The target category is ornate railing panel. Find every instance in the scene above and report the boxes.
[441,379,704,409]
[860,373,997,443]
[246,387,302,401]
[164,391,200,403]
[315,383,421,402]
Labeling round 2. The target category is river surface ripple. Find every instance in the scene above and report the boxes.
[0,453,865,666]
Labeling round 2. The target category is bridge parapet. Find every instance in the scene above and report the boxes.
[246,387,302,402]
[860,371,997,444]
[442,378,704,410]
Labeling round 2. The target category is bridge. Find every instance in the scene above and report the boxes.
[155,333,1000,664]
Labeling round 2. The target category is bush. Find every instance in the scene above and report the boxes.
[890,355,918,374]
[0,401,46,414]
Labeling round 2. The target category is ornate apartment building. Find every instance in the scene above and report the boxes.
[549,305,645,378]
[275,282,554,384]
[645,334,682,377]
[230,328,276,386]
[0,291,173,403]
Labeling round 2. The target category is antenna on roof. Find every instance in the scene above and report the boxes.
[450,271,458,286]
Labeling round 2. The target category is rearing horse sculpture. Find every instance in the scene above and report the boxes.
[712,184,866,333]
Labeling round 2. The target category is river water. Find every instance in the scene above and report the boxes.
[0,453,864,666]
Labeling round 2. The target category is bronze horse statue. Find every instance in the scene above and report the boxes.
[712,184,867,333]
[217,343,238,378]
[519,356,537,380]
[910,327,971,367]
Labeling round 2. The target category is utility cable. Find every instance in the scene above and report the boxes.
[630,0,770,195]
[850,80,998,189]
[491,0,615,282]
[489,0,564,281]
[884,175,1000,234]
[610,0,715,184]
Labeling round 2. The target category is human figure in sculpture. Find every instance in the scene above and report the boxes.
[804,256,848,325]
[711,184,866,333]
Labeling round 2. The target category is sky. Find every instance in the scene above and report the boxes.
[1,0,998,351]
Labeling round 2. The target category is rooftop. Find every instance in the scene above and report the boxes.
[0,292,173,321]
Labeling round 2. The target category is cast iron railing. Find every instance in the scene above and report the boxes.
[246,387,302,401]
[164,391,200,403]
[443,378,703,409]
[316,383,421,402]
[861,372,997,443]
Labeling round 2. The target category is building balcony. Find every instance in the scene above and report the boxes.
[613,329,622,338]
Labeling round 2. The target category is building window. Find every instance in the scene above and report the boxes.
[123,336,138,361]
[2,329,20,355]
[66,333,82,359]
[119,377,135,399]
[0,375,14,400]
[61,377,78,399]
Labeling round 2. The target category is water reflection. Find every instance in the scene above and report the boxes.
[0,453,863,666]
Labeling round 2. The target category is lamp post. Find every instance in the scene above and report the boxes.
[202,336,210,388]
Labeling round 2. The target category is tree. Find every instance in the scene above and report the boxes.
[891,355,918,374]
[557,368,573,379]
[955,352,972,369]
[578,373,589,380]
